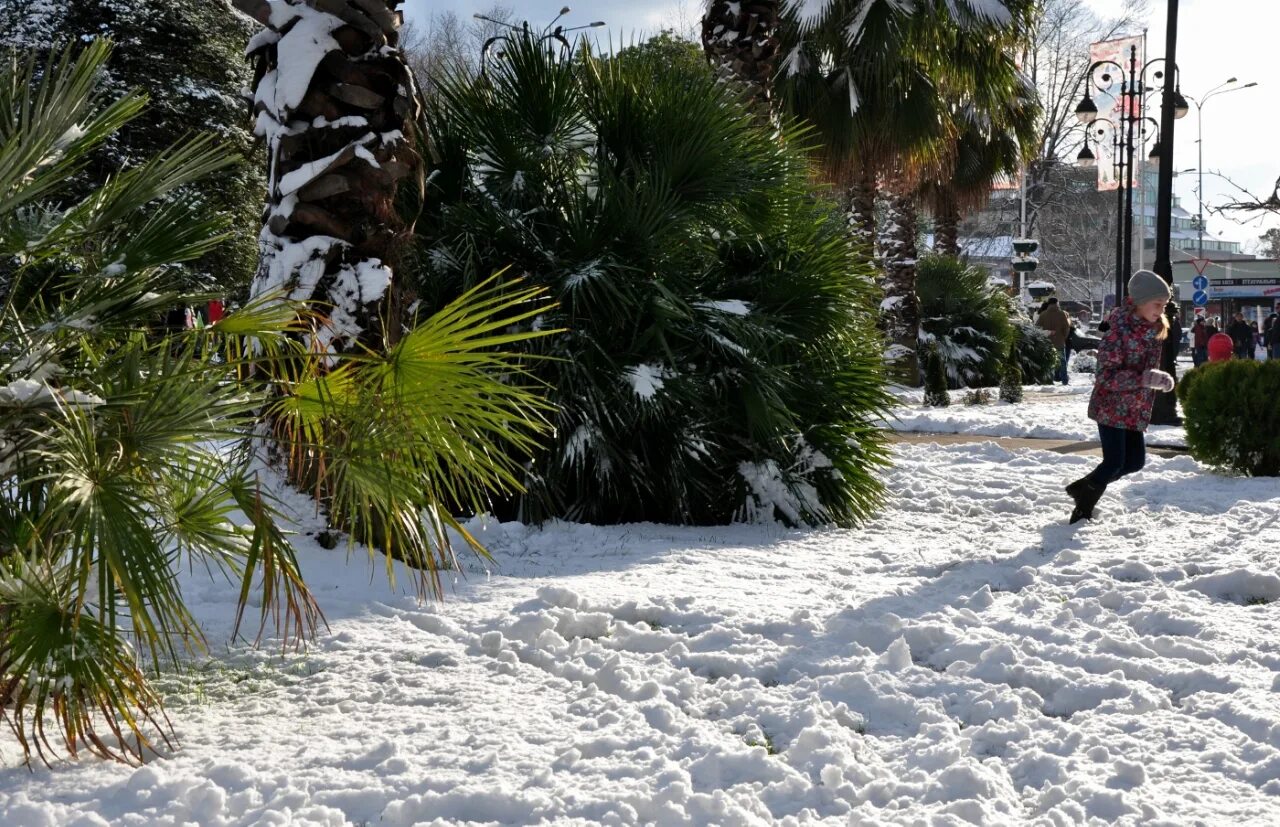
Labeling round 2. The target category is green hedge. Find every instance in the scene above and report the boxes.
[1176,360,1280,476]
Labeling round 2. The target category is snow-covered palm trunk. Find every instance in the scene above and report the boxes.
[701,1,782,116]
[878,192,921,385]
[844,165,877,253]
[933,193,961,257]
[235,0,421,358]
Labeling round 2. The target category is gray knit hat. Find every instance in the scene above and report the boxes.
[1128,269,1172,305]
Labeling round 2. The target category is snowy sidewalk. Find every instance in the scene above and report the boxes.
[885,381,1189,449]
[889,432,1188,459]
[2,442,1277,825]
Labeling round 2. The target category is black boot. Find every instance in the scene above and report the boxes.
[1065,478,1105,524]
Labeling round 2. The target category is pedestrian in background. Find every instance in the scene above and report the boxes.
[1036,297,1072,385]
[1266,313,1280,360]
[1191,317,1209,367]
[1227,312,1254,360]
[1065,271,1175,524]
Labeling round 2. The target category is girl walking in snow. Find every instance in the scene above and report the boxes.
[1065,270,1175,523]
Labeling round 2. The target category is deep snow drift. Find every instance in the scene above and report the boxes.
[2,435,1278,826]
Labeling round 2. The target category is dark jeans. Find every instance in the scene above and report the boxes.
[1057,347,1069,384]
[1085,424,1146,487]
[1192,346,1207,367]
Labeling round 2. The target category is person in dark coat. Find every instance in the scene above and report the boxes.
[1036,298,1072,385]
[1065,271,1174,524]
[1165,308,1183,364]
[1226,312,1254,359]
[1266,313,1280,360]
[1191,317,1209,367]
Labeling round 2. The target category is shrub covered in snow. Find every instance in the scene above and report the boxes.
[1012,318,1059,385]
[1177,360,1280,476]
[1070,350,1098,374]
[916,255,1012,388]
[415,31,893,526]
[963,387,994,405]
[923,345,950,407]
[998,329,1024,404]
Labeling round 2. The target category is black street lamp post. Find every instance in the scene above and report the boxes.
[1076,119,1129,297]
[476,7,605,76]
[1150,0,1182,425]
[1074,42,1188,309]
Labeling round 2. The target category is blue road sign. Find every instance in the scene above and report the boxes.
[1193,290,1209,306]
[1192,275,1209,292]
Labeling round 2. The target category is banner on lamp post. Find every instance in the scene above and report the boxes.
[1088,35,1145,192]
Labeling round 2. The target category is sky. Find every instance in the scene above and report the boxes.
[403,0,1279,252]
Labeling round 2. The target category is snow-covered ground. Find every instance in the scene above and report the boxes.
[2,436,1278,826]
[887,379,1189,448]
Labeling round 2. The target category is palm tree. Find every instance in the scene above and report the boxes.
[416,29,893,527]
[232,1,561,581]
[701,1,783,115]
[775,0,1037,384]
[922,56,1039,256]
[0,41,321,764]
[232,0,423,354]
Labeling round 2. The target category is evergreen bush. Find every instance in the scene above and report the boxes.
[923,345,951,407]
[916,255,1011,388]
[1176,361,1280,476]
[416,31,894,526]
[999,329,1024,403]
[963,388,993,406]
[1012,318,1059,385]
[0,0,263,296]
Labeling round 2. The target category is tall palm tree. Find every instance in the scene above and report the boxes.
[233,0,423,355]
[776,0,1037,384]
[701,1,783,115]
[231,1,558,585]
[922,55,1039,256]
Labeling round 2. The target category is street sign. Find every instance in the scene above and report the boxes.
[1192,275,1209,292]
[1192,290,1209,306]
[1190,258,1211,275]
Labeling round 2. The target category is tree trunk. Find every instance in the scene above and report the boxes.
[237,0,422,360]
[934,193,960,257]
[845,164,877,254]
[879,191,921,386]
[701,1,781,117]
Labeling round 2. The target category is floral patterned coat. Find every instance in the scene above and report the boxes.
[1087,306,1164,431]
